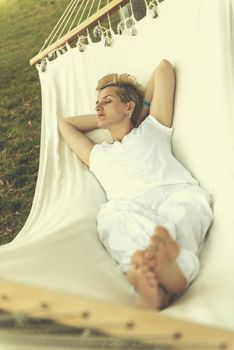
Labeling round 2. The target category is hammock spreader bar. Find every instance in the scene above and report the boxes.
[0,278,234,349]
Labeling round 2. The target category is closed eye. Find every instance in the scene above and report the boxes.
[99,99,112,106]
[96,95,114,108]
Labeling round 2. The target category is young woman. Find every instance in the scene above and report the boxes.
[59,60,213,310]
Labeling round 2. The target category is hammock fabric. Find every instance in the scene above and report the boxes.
[0,0,234,347]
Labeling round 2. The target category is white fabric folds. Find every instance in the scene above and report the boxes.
[0,0,234,331]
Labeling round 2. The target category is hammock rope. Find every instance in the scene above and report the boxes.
[58,0,83,40]
[31,0,160,66]
[39,0,79,53]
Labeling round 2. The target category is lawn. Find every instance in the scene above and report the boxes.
[0,0,74,244]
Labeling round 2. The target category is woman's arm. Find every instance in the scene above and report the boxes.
[59,114,98,133]
[137,60,175,127]
[136,68,157,127]
[58,114,98,167]
[148,59,175,128]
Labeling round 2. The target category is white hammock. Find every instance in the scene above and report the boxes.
[1,0,234,347]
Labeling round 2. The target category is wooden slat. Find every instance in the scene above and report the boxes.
[29,0,129,66]
[0,278,234,349]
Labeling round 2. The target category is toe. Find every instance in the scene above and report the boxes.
[141,264,149,273]
[155,226,171,241]
[131,250,144,267]
[127,265,138,287]
[151,232,164,246]
[144,246,155,260]
[149,279,157,287]
[148,258,157,268]
[146,270,155,278]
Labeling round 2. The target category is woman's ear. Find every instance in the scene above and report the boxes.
[127,100,135,114]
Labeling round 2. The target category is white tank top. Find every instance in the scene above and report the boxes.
[89,115,198,200]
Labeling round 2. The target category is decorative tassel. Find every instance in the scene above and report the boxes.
[40,59,47,72]
[76,35,87,52]
[93,25,104,38]
[48,50,57,60]
[125,16,135,28]
[130,25,137,36]
[117,20,125,35]
[104,35,113,47]
[117,16,137,36]
[149,1,159,18]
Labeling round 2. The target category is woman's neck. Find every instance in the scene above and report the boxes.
[109,122,134,143]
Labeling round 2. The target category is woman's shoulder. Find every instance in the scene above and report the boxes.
[140,115,173,134]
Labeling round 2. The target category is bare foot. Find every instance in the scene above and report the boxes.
[144,226,188,294]
[127,252,168,310]
[126,250,145,286]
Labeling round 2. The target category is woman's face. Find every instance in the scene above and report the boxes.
[95,86,130,129]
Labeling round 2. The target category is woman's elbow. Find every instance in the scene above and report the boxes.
[59,117,68,127]
[58,118,67,134]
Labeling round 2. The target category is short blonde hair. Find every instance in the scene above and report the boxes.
[96,73,144,127]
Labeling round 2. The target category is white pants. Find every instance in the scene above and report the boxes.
[97,183,213,285]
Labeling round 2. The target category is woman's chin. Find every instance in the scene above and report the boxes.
[97,119,107,128]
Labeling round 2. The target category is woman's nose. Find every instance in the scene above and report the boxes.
[95,102,102,112]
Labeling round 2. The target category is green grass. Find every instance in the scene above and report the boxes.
[0,0,78,244]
